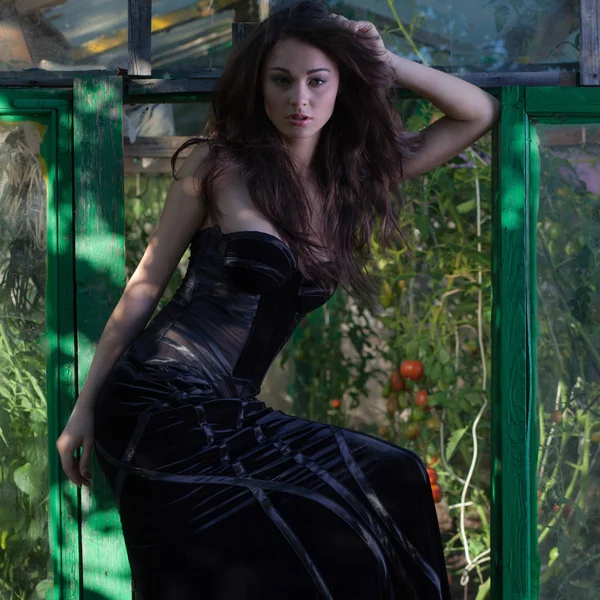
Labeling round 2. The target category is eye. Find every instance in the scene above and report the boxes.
[310,78,327,86]
[272,77,290,85]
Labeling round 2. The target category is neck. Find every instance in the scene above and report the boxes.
[284,136,319,178]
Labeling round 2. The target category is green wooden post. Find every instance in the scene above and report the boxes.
[527,116,541,600]
[491,87,538,600]
[73,77,131,600]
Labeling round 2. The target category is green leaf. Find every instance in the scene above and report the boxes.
[393,273,418,282]
[13,463,35,497]
[429,362,442,383]
[463,251,491,267]
[446,427,468,461]
[415,214,431,239]
[427,392,446,407]
[456,199,476,214]
[438,347,451,365]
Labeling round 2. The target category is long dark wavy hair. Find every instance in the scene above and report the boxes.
[172,0,420,305]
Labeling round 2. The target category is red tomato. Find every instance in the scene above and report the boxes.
[390,371,406,392]
[406,423,421,440]
[415,389,428,407]
[400,360,424,382]
[428,456,439,467]
[431,484,443,503]
[331,399,341,409]
[551,410,563,424]
[426,467,438,484]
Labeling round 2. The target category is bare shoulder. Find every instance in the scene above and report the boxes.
[174,140,211,180]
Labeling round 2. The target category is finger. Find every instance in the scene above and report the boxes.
[355,21,374,34]
[79,436,94,481]
[59,449,88,487]
[330,14,350,25]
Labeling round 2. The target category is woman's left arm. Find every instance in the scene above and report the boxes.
[329,13,501,179]
[385,51,501,179]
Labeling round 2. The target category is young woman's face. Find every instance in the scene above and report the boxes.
[262,38,340,142]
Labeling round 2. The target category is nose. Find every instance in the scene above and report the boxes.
[290,82,309,108]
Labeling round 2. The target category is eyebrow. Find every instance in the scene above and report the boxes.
[269,67,331,75]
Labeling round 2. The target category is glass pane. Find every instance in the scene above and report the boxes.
[0,120,52,597]
[0,0,233,73]
[330,0,578,73]
[1,0,578,74]
[0,0,128,72]
[150,0,234,72]
[124,102,212,304]
[535,122,600,599]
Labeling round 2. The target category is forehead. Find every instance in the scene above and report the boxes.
[264,38,338,74]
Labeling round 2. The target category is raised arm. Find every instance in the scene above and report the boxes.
[56,142,209,486]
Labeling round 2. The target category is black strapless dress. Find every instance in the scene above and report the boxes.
[94,225,450,600]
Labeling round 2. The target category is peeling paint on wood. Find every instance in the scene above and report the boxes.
[492,87,538,600]
[580,0,600,86]
[74,76,131,599]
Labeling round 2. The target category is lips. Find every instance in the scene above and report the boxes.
[286,114,312,126]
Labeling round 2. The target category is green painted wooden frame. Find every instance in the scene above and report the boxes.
[2,81,594,599]
[0,89,78,599]
[73,77,131,600]
[493,86,600,600]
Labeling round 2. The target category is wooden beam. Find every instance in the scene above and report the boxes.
[120,121,600,179]
[124,135,191,158]
[0,67,580,92]
[128,0,152,76]
[232,22,257,45]
[535,124,600,146]
[125,157,177,174]
[126,69,579,98]
[580,0,600,85]
[233,0,268,23]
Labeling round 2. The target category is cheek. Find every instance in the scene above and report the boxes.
[321,88,339,117]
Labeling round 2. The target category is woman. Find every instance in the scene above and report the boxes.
[57,2,500,598]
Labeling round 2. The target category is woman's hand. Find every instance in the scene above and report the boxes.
[330,13,388,60]
[56,403,95,488]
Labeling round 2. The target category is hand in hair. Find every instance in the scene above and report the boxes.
[329,13,387,62]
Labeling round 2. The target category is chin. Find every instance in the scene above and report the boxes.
[278,122,321,138]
